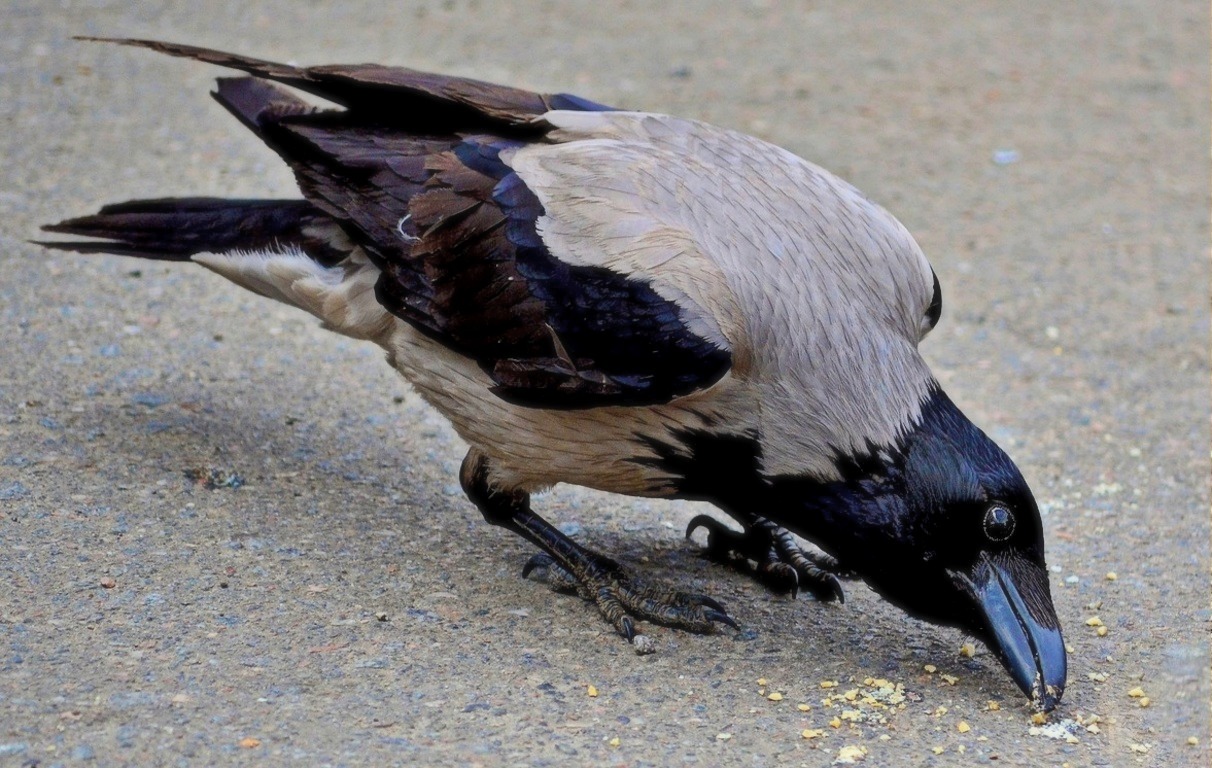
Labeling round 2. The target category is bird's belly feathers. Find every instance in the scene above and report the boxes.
[386,322,742,496]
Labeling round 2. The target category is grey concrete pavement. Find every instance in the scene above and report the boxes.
[1,2,1208,766]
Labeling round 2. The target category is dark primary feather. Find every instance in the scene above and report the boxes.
[80,37,612,132]
[38,198,343,263]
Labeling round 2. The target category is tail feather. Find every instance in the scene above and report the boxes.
[37,198,340,262]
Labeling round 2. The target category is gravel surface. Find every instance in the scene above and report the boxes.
[2,2,1208,766]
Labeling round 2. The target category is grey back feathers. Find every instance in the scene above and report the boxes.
[514,111,938,477]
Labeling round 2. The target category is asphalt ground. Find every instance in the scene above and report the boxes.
[1,2,1208,766]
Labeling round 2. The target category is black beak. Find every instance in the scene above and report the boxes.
[953,552,1067,711]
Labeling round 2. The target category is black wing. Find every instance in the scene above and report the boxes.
[55,40,733,408]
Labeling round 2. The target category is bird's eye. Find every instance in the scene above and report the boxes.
[983,505,1015,542]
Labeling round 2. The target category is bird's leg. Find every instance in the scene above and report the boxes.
[460,449,738,649]
[686,513,846,603]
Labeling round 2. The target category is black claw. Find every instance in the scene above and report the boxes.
[693,594,728,613]
[704,609,740,631]
[803,573,845,603]
[685,514,723,541]
[620,616,636,642]
[825,575,845,604]
[521,552,553,579]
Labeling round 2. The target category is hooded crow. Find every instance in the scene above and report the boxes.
[39,39,1066,711]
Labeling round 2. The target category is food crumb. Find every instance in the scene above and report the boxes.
[1137,697,1150,708]
[587,684,598,697]
[767,692,784,701]
[829,716,842,729]
[1187,737,1199,746]
[931,746,944,755]
[1085,616,1104,627]
[801,728,825,740]
[1127,686,1146,698]
[959,643,976,658]
[1105,572,1117,581]
[820,680,838,689]
[1128,743,1150,754]
[940,674,959,686]
[608,736,620,747]
[835,745,867,763]
[716,733,732,741]
[1096,626,1108,637]
[923,664,937,674]
[239,738,261,749]
[1030,712,1047,725]
[986,701,1001,711]
[797,703,811,712]
[757,677,768,686]
[957,721,971,733]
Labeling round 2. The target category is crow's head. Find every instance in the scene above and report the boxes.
[781,386,1066,711]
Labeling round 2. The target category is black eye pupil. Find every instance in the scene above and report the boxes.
[984,505,1015,542]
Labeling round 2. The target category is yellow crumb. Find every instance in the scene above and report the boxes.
[1105,572,1117,581]
[959,643,976,658]
[1127,686,1146,698]
[1096,626,1108,637]
[801,729,825,740]
[1085,616,1104,627]
[1138,697,1150,708]
[986,701,1001,711]
[923,664,937,674]
[587,684,598,697]
[797,703,811,712]
[836,745,867,761]
[767,692,784,701]
[608,737,620,747]
[957,721,971,733]
[829,716,842,729]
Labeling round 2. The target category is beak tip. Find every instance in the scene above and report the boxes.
[1032,680,1064,713]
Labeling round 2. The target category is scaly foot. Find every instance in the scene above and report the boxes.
[686,514,846,603]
